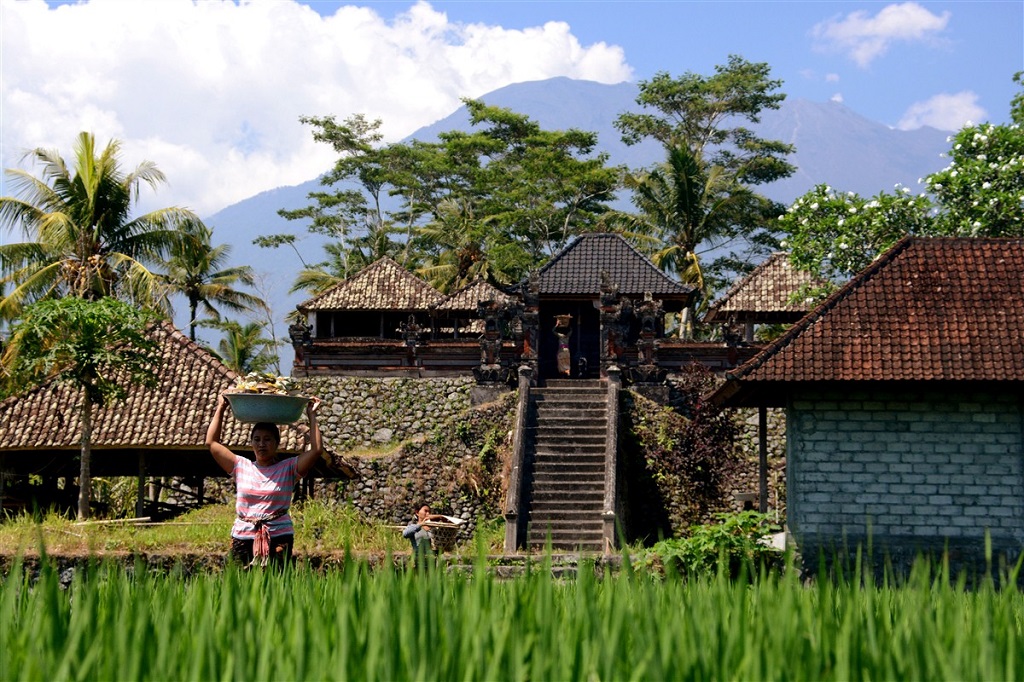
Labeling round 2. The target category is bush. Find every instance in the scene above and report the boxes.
[646,510,783,578]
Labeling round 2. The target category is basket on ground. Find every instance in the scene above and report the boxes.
[226,393,309,424]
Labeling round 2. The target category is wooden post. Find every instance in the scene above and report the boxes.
[758,406,768,513]
[136,451,146,518]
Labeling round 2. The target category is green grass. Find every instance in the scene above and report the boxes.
[1,554,1021,681]
[0,500,506,557]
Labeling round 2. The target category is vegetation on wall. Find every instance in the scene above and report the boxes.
[620,364,739,542]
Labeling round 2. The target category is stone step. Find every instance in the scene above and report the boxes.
[532,391,602,401]
[528,507,604,520]
[542,379,606,389]
[532,462,605,476]
[532,450,606,462]
[527,522,604,537]
[529,480,605,495]
[530,421,607,431]
[532,438,607,450]
[535,413,607,425]
[530,487,604,501]
[529,496,604,509]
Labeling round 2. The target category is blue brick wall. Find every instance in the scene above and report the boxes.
[787,389,1024,564]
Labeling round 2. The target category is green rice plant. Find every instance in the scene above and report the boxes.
[2,552,1021,681]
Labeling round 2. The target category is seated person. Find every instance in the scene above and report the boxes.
[402,504,446,552]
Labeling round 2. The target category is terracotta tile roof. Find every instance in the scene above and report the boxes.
[297,257,443,312]
[432,278,518,312]
[0,321,355,476]
[724,237,1024,385]
[531,233,694,298]
[704,252,826,323]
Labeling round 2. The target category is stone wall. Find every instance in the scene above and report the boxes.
[321,392,515,540]
[730,407,787,516]
[787,389,1024,570]
[288,376,508,542]
[295,376,475,450]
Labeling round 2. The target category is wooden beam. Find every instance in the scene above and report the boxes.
[758,406,768,513]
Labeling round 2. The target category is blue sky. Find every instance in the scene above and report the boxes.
[2,0,1021,216]
[306,1,1022,126]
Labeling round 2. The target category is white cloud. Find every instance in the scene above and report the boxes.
[811,2,950,67]
[825,73,840,83]
[830,93,844,104]
[897,91,987,131]
[0,0,631,216]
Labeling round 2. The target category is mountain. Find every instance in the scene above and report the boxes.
[200,77,951,368]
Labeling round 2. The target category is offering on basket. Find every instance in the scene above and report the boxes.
[225,373,310,424]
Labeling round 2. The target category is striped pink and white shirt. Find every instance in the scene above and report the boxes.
[231,457,298,540]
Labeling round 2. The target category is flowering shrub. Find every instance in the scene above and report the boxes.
[776,73,1024,279]
[777,183,932,281]
[926,121,1024,237]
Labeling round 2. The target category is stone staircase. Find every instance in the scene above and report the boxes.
[523,379,609,552]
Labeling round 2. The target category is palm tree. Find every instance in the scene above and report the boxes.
[207,319,278,375]
[619,145,765,336]
[155,224,264,341]
[0,132,199,320]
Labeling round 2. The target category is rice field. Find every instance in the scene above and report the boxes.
[1,554,1021,681]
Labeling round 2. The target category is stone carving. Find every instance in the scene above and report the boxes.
[631,292,666,384]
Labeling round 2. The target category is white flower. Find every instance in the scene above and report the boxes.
[780,240,788,247]
[839,242,849,250]
[978,154,987,160]
[973,221,982,228]
[810,202,819,210]
[982,182,992,189]
[838,218,845,226]
[848,206,857,213]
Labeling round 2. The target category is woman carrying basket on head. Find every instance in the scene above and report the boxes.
[206,392,323,567]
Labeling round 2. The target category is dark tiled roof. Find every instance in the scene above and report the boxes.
[297,257,443,312]
[725,237,1024,384]
[0,321,355,475]
[531,233,694,298]
[433,278,518,312]
[704,252,826,323]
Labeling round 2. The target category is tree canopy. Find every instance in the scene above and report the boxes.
[0,132,201,321]
[268,101,621,294]
[611,56,795,327]
[779,72,1024,282]
[2,297,159,519]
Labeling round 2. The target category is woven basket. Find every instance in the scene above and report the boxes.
[424,522,460,552]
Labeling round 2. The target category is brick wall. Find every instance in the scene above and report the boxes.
[787,389,1024,568]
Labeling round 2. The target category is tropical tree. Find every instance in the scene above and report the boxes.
[925,74,1024,237]
[778,184,934,282]
[779,72,1024,282]
[155,224,264,341]
[268,102,620,294]
[2,297,159,520]
[614,56,795,298]
[205,319,278,375]
[0,132,201,320]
